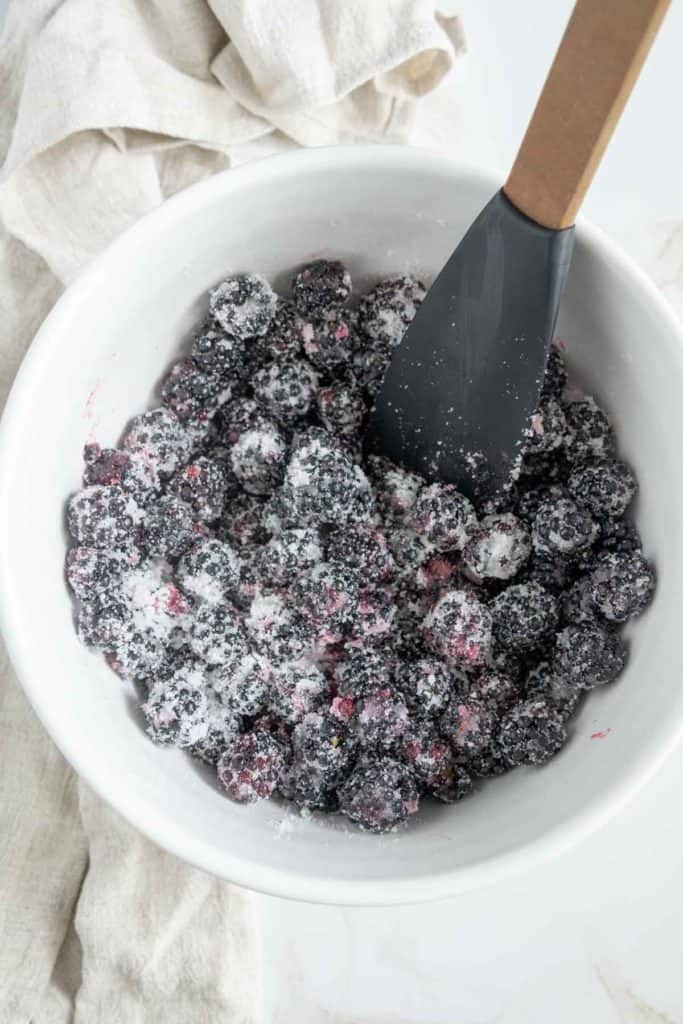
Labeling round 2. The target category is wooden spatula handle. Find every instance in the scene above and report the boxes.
[504,0,670,230]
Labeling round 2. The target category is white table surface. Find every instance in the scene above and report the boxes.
[2,1,682,1021]
[258,3,683,1023]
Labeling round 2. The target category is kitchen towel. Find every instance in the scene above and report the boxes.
[0,1,464,1022]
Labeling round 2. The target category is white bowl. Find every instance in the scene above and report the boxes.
[1,146,682,906]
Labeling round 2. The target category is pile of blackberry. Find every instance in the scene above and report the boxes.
[65,259,656,834]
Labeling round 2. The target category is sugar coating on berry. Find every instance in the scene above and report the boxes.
[554,624,627,688]
[220,491,270,548]
[326,523,395,582]
[143,495,202,559]
[161,358,232,421]
[524,660,581,718]
[441,699,498,759]
[252,358,318,425]
[467,670,518,710]
[66,545,137,601]
[338,758,419,833]
[246,593,314,664]
[541,345,568,400]
[491,582,558,652]
[167,456,229,521]
[498,699,566,766]
[394,657,453,717]
[190,687,241,765]
[212,651,270,716]
[564,397,614,464]
[281,430,372,526]
[217,729,287,803]
[463,513,531,580]
[300,312,356,371]
[292,711,357,788]
[177,538,241,604]
[532,498,598,557]
[524,399,567,454]
[568,461,636,520]
[317,380,366,436]
[292,259,352,317]
[589,550,655,622]
[293,561,360,639]
[142,666,209,747]
[256,527,323,588]
[68,485,143,549]
[190,601,246,667]
[209,273,277,340]
[83,444,161,508]
[122,407,193,477]
[230,422,287,495]
[413,483,477,552]
[270,660,328,724]
[191,317,247,377]
[333,647,395,698]
[421,589,492,668]
[253,298,303,363]
[367,455,423,521]
[354,688,409,750]
[358,275,426,349]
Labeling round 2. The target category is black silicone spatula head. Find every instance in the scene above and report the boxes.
[366,191,573,498]
[366,0,670,499]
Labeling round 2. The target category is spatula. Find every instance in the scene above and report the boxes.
[367,0,670,499]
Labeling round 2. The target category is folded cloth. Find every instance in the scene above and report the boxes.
[0,1,464,1021]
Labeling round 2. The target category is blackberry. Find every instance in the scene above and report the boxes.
[217,729,287,803]
[498,699,566,766]
[300,312,356,371]
[252,298,303,363]
[215,397,266,446]
[191,317,247,377]
[463,513,531,580]
[220,492,270,548]
[367,455,423,522]
[421,589,492,669]
[491,582,558,653]
[122,407,193,477]
[246,593,315,664]
[541,345,568,400]
[394,656,453,717]
[466,670,518,711]
[230,421,287,495]
[525,552,574,595]
[212,651,270,716]
[167,456,229,521]
[177,538,242,604]
[292,259,351,317]
[568,461,636,520]
[143,495,201,559]
[317,380,367,437]
[293,561,361,638]
[589,550,656,623]
[524,399,567,454]
[401,727,472,802]
[270,660,328,724]
[515,482,567,524]
[281,429,372,527]
[338,758,419,833]
[353,688,409,751]
[441,699,498,760]
[560,576,599,626]
[564,397,615,464]
[66,545,137,601]
[67,485,142,549]
[142,666,209,747]
[413,483,477,552]
[358,275,426,350]
[389,527,436,582]
[351,344,393,397]
[82,444,161,508]
[190,687,241,765]
[279,763,339,812]
[190,600,245,666]
[209,273,277,340]
[347,588,398,648]
[326,524,395,583]
[599,517,642,556]
[160,358,231,421]
[77,592,129,650]
[107,622,168,681]
[333,647,395,699]
[524,660,581,719]
[252,358,318,425]
[532,498,598,557]
[292,711,357,788]
[256,527,323,588]
[554,624,627,688]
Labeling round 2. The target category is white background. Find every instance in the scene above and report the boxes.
[3,1,683,1021]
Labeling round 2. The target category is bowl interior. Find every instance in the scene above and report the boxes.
[1,148,682,904]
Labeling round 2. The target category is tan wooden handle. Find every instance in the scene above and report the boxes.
[504,0,670,230]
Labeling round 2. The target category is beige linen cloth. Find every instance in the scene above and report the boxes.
[0,2,464,1021]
